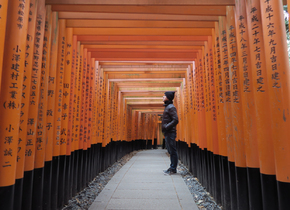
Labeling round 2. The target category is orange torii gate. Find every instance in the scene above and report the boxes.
[0,0,290,210]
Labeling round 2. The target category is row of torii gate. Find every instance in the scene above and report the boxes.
[0,0,290,210]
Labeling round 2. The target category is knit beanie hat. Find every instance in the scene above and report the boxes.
[165,91,175,101]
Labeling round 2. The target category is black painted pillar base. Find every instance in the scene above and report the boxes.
[14,178,23,210]
[77,150,83,192]
[235,166,249,210]
[51,156,60,210]
[32,167,44,210]
[69,152,74,200]
[64,154,71,204]
[221,156,231,210]
[83,149,88,188]
[0,185,14,209]
[87,147,91,183]
[260,173,278,210]
[96,144,101,175]
[57,155,66,209]
[72,150,79,197]
[214,154,222,205]
[153,138,157,149]
[43,160,52,210]
[277,180,290,210]
[22,170,34,210]
[247,167,263,210]
[228,161,237,210]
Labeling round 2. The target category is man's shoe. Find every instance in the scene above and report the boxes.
[163,168,177,175]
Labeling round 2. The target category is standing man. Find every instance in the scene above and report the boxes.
[162,91,179,174]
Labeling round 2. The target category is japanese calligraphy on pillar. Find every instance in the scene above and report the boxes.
[204,53,209,112]
[79,48,85,145]
[188,67,193,109]
[215,36,224,104]
[249,7,266,92]
[84,58,90,145]
[74,47,80,146]
[208,40,217,121]
[69,37,76,146]
[199,57,205,109]
[53,20,66,157]
[206,50,212,112]
[0,0,30,187]
[221,29,231,103]
[60,34,72,151]
[194,61,200,112]
[34,3,46,169]
[58,36,66,147]
[25,10,45,171]
[262,1,279,89]
[16,0,37,179]
[238,14,252,92]
[228,23,240,103]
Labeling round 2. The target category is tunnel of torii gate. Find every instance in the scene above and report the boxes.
[1,0,290,210]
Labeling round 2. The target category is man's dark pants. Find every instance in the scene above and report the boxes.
[165,132,178,171]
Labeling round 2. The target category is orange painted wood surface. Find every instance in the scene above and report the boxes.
[213,22,227,157]
[226,6,246,168]
[245,0,275,175]
[46,0,235,6]
[235,0,259,169]
[16,0,38,178]
[219,16,234,163]
[37,5,52,168]
[53,19,66,157]
[45,11,58,162]
[31,0,46,170]
[68,35,77,152]
[51,5,227,16]
[63,28,73,156]
[260,0,290,183]
[0,0,8,87]
[0,0,30,187]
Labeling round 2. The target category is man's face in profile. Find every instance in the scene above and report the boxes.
[163,95,168,102]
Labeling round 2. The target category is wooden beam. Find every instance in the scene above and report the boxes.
[82,41,206,46]
[127,101,163,104]
[120,87,177,91]
[77,35,210,41]
[66,19,215,28]
[91,51,197,60]
[110,78,182,81]
[103,68,187,72]
[47,0,235,5]
[100,61,194,65]
[88,48,199,53]
[128,104,164,108]
[59,12,220,21]
[108,73,185,79]
[106,71,186,75]
[124,97,163,100]
[132,110,164,113]
[96,58,196,61]
[123,93,164,97]
[84,45,202,50]
[73,28,212,36]
[116,83,182,88]
[51,5,227,16]
[103,65,189,68]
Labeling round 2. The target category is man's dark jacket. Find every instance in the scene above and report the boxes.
[162,101,179,135]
